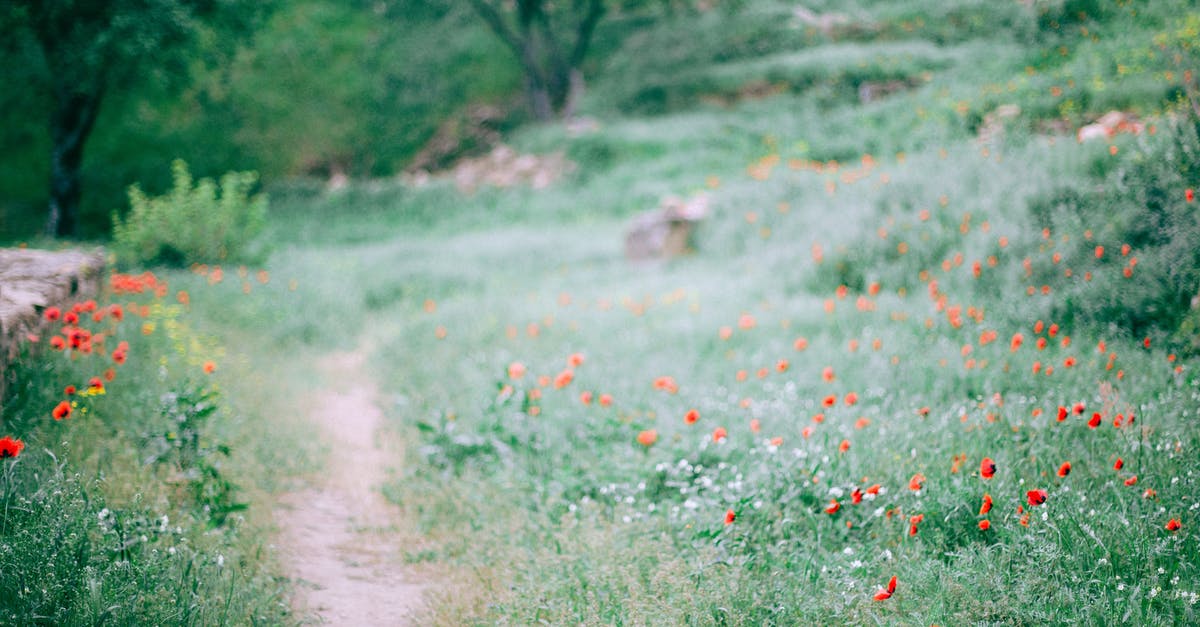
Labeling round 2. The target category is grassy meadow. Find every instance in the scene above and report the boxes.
[4,0,1200,623]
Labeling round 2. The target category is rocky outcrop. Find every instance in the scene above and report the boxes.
[625,194,709,261]
[0,248,105,407]
[1077,111,1144,142]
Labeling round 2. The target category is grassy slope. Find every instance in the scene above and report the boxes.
[31,0,1193,623]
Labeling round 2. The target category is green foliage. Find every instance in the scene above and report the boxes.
[1025,111,1200,343]
[0,274,288,623]
[112,159,268,267]
[143,385,246,527]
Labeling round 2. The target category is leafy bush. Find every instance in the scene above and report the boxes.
[112,159,268,267]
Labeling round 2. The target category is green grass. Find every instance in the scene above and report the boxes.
[257,2,1197,623]
[352,132,1200,623]
[0,275,300,624]
[4,0,1200,623]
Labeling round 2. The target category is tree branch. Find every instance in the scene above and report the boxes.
[465,0,525,60]
[568,0,605,69]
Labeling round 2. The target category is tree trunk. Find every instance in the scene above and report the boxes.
[526,79,555,121]
[561,69,585,120]
[46,89,102,237]
[469,0,603,122]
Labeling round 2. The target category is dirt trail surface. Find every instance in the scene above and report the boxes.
[276,349,426,625]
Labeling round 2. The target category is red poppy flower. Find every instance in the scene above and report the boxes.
[978,519,990,531]
[1113,458,1124,470]
[1124,475,1138,487]
[873,576,897,601]
[684,409,699,424]
[1073,402,1086,415]
[725,509,736,525]
[825,499,841,514]
[851,488,863,504]
[909,513,924,535]
[712,427,727,442]
[579,391,593,405]
[909,473,925,491]
[1187,188,1195,203]
[775,359,789,373]
[980,493,993,515]
[822,366,835,382]
[598,393,613,407]
[52,401,71,420]
[553,369,574,389]
[0,436,24,459]
[838,439,850,453]
[653,376,679,394]
[1088,413,1102,429]
[1057,462,1071,477]
[822,394,837,407]
[1057,406,1068,421]
[844,392,858,406]
[636,430,657,447]
[567,352,585,367]
[44,306,61,321]
[50,336,66,351]
[1166,518,1182,531]
[866,484,881,495]
[1026,489,1048,506]
[507,362,526,379]
[794,337,809,351]
[64,385,76,396]
[980,457,997,479]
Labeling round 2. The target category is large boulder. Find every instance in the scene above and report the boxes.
[624,194,708,261]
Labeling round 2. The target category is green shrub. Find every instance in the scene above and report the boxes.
[112,160,268,267]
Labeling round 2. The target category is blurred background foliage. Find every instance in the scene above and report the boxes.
[0,0,526,238]
[1,0,1197,240]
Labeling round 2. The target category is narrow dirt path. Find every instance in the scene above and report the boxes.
[275,348,426,625]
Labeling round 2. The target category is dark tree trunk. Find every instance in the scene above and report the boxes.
[519,37,556,121]
[468,0,604,121]
[46,89,102,237]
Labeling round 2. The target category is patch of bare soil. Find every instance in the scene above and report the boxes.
[276,349,426,625]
